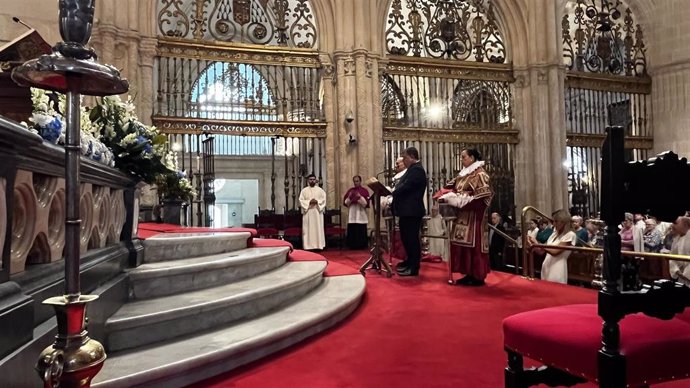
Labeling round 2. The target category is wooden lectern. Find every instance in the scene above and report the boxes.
[0,28,51,123]
[359,177,393,277]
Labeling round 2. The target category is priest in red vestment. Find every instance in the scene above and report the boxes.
[438,148,493,286]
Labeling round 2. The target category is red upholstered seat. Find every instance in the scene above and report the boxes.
[256,227,280,238]
[503,304,690,386]
[282,227,302,237]
[324,226,345,236]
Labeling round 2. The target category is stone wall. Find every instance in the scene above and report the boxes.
[648,0,690,157]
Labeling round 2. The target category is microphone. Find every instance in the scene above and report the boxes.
[12,17,34,30]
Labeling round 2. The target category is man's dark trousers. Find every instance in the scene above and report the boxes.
[399,216,422,272]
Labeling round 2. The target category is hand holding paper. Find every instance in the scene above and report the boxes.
[439,191,473,209]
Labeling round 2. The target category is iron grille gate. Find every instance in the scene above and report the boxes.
[154,40,326,225]
[383,139,516,219]
[564,79,651,218]
[380,58,518,219]
[562,0,651,218]
[202,136,216,226]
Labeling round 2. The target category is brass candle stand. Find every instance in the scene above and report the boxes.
[12,1,128,386]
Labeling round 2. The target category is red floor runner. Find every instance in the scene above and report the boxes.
[191,250,687,388]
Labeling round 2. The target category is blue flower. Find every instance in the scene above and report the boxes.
[40,117,62,143]
[86,140,93,156]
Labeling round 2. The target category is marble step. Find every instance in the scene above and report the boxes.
[105,261,327,352]
[142,232,251,263]
[129,246,291,299]
[92,275,366,388]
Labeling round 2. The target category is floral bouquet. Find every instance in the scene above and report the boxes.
[155,152,196,202]
[89,95,170,184]
[25,88,115,166]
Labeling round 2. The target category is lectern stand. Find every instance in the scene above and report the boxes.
[359,178,393,277]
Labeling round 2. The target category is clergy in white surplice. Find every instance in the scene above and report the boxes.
[299,174,327,250]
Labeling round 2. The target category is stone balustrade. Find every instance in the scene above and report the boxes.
[0,115,137,278]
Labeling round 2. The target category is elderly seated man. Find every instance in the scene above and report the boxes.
[670,216,690,286]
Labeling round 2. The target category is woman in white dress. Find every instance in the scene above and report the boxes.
[538,209,576,284]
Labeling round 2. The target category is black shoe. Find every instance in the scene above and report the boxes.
[455,276,474,285]
[396,268,419,277]
[395,261,409,270]
[467,278,486,286]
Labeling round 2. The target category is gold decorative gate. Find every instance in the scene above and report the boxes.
[382,0,517,218]
[154,0,325,224]
[562,0,651,217]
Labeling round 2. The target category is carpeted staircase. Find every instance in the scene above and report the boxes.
[92,228,365,388]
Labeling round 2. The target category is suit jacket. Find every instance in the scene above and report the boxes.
[489,223,506,256]
[392,162,427,218]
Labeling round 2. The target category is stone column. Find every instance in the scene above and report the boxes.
[95,24,117,67]
[512,0,568,215]
[138,37,157,124]
[649,0,690,157]
[331,51,384,203]
[320,55,338,208]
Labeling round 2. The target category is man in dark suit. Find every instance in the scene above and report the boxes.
[489,212,506,270]
[392,147,427,276]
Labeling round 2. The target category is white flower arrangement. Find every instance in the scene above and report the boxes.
[21,89,173,184]
[23,88,115,167]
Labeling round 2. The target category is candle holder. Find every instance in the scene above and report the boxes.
[11,0,128,387]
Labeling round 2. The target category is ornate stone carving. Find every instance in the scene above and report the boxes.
[365,59,373,78]
[342,58,356,76]
[514,74,529,89]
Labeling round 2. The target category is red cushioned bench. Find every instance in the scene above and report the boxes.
[504,304,690,387]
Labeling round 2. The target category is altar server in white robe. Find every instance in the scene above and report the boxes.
[299,174,327,250]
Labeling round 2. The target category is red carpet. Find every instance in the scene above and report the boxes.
[188,250,689,388]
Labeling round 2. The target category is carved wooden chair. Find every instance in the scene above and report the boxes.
[502,127,690,388]
[282,209,303,247]
[324,208,345,248]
